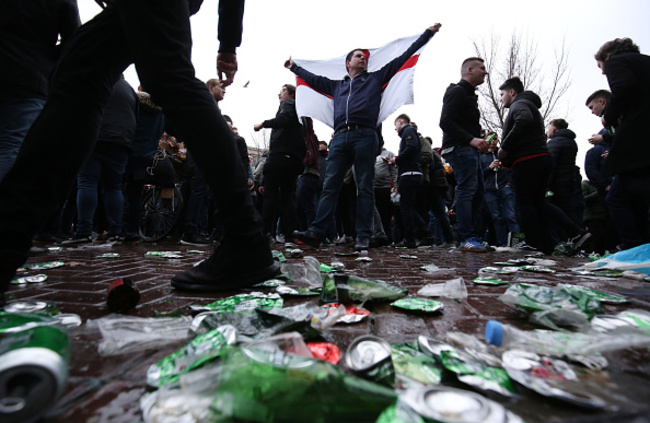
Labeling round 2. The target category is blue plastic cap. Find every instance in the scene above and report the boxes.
[485,320,504,346]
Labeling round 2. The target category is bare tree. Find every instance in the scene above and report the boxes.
[248,128,270,166]
[472,31,571,133]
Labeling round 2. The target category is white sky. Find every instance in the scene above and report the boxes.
[79,0,650,175]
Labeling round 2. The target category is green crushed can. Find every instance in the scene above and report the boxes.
[3,301,60,316]
[0,324,70,423]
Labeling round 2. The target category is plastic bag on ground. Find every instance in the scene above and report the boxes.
[332,274,408,303]
[417,277,467,300]
[582,243,650,275]
[281,256,322,287]
[192,308,319,341]
[88,314,191,356]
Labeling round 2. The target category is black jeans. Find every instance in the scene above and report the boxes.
[261,154,302,238]
[398,174,422,242]
[511,155,553,254]
[0,0,260,290]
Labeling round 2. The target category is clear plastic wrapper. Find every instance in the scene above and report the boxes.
[88,314,191,356]
[417,278,467,301]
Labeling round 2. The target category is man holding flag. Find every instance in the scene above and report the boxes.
[286,23,441,250]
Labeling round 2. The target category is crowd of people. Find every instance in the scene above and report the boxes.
[1,0,648,303]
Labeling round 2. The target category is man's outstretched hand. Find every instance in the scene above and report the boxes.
[284,58,294,69]
[429,23,442,33]
[94,0,115,8]
[217,52,238,87]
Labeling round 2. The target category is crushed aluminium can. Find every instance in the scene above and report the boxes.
[10,274,48,285]
[147,325,237,387]
[502,349,607,409]
[322,304,370,323]
[3,301,60,316]
[190,292,283,313]
[106,278,141,313]
[17,261,65,272]
[408,386,523,423]
[145,251,183,259]
[0,325,70,423]
[329,261,345,271]
[440,350,518,397]
[276,285,320,297]
[473,277,507,285]
[391,297,444,313]
[271,250,288,262]
[345,335,395,387]
[253,279,286,288]
[96,253,121,258]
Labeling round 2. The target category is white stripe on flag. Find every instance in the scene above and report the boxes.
[294,33,425,129]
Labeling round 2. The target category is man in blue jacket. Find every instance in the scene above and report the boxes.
[286,23,441,250]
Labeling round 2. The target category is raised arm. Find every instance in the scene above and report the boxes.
[217,0,245,86]
[377,24,441,85]
[285,58,337,97]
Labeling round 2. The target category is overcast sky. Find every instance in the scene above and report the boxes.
[80,0,650,174]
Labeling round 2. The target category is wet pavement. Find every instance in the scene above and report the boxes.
[5,240,650,422]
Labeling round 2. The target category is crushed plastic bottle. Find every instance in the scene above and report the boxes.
[485,320,650,357]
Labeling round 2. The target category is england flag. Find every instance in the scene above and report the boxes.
[293,33,427,129]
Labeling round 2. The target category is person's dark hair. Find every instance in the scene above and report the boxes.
[283,84,296,97]
[318,140,328,148]
[585,89,611,106]
[549,118,569,130]
[499,77,524,94]
[424,136,433,145]
[395,113,411,124]
[595,38,640,61]
[461,57,484,74]
[223,115,232,124]
[346,49,366,62]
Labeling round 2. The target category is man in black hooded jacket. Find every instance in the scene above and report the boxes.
[498,77,553,253]
[546,118,581,226]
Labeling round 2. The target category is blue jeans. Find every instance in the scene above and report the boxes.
[484,187,520,246]
[310,127,378,239]
[0,96,46,182]
[443,145,484,242]
[76,144,129,236]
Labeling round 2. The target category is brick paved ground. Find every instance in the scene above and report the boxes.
[5,240,650,422]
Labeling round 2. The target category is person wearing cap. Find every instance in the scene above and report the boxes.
[286,23,442,251]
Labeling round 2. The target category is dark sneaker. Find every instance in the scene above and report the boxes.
[180,233,212,247]
[292,230,323,248]
[370,236,390,248]
[171,234,280,292]
[28,245,48,255]
[459,237,490,253]
[417,237,435,247]
[394,239,416,249]
[354,237,370,251]
[435,241,458,249]
[61,234,93,245]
